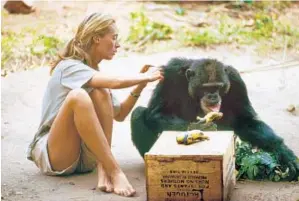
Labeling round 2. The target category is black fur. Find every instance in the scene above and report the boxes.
[131,57,299,181]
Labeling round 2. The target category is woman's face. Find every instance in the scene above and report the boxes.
[92,24,120,61]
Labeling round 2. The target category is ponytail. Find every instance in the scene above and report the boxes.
[50,38,92,75]
[50,12,115,75]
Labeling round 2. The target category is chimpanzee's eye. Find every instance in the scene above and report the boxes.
[219,86,228,95]
[205,86,218,93]
[186,69,195,79]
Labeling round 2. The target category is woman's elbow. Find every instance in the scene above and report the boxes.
[114,115,125,122]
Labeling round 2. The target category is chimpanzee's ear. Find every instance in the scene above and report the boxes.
[178,65,191,76]
[225,65,242,80]
[224,65,231,76]
[185,69,195,81]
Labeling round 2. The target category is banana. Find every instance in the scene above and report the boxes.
[177,112,222,145]
[176,130,210,145]
[196,111,223,124]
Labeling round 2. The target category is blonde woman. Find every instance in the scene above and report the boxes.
[27,12,163,197]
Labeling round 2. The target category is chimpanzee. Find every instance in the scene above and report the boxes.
[131,57,299,181]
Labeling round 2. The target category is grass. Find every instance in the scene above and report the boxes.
[30,34,64,57]
[125,1,298,54]
[1,26,66,73]
[127,10,173,44]
[179,11,299,52]
[1,1,298,73]
[1,31,21,67]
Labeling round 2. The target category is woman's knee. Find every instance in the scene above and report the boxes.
[67,88,93,109]
[90,88,111,102]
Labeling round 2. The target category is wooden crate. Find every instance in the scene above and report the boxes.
[145,131,236,201]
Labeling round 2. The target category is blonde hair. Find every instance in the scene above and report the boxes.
[50,13,115,74]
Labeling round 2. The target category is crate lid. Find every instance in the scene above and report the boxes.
[145,131,234,160]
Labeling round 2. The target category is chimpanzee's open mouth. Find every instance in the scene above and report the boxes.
[200,98,222,114]
[200,99,222,113]
[206,103,221,112]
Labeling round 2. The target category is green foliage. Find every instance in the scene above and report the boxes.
[127,11,173,44]
[235,141,291,181]
[243,0,253,4]
[180,28,224,47]
[30,35,63,57]
[1,26,66,71]
[250,13,275,39]
[181,11,299,50]
[230,1,291,11]
[2,3,298,71]
[105,6,299,52]
[252,1,291,10]
[1,31,20,67]
[175,7,185,16]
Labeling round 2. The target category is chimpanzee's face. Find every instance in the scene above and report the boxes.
[185,59,230,114]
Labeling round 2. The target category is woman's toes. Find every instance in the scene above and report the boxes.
[124,190,130,197]
[105,184,113,193]
[129,189,136,197]
[97,185,106,192]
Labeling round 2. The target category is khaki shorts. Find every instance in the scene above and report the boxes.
[31,134,97,176]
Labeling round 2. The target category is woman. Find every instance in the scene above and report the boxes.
[27,12,164,197]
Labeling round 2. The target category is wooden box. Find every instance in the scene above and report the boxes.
[145,131,235,201]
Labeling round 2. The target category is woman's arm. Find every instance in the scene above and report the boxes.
[114,84,146,122]
[114,65,163,122]
[86,68,162,89]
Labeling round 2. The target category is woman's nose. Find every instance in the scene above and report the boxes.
[116,40,120,48]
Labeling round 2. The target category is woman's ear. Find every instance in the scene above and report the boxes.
[93,36,101,44]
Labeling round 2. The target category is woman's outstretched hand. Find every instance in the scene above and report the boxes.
[140,65,164,83]
[137,65,164,89]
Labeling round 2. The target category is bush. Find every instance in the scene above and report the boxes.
[127,11,173,44]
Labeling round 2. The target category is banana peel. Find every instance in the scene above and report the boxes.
[176,130,210,145]
[196,111,223,124]
[187,111,223,131]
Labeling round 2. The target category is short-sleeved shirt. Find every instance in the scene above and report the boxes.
[27,59,121,161]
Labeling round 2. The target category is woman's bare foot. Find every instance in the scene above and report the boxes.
[110,170,136,197]
[97,164,113,193]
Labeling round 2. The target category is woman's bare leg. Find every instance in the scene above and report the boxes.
[47,88,135,197]
[89,89,114,192]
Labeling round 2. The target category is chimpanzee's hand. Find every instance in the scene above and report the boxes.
[276,144,299,181]
[188,122,217,131]
[284,159,299,181]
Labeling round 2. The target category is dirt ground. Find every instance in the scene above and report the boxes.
[1,1,299,201]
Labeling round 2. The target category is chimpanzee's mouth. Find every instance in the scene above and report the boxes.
[200,99,222,114]
[206,103,221,112]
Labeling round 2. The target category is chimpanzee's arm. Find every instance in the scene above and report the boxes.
[224,66,299,180]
